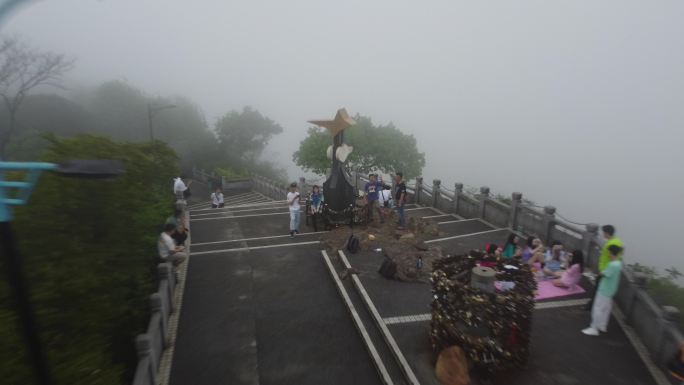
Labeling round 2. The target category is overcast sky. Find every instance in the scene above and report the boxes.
[5,0,684,274]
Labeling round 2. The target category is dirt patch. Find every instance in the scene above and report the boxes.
[320,213,447,283]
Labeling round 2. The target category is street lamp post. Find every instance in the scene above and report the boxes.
[147,103,176,141]
[0,160,124,385]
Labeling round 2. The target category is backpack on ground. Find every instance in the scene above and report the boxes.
[347,234,360,254]
[378,257,397,279]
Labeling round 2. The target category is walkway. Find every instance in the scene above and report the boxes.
[167,186,662,385]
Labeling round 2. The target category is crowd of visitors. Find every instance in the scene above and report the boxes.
[481,224,625,337]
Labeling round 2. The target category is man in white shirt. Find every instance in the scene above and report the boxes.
[287,182,301,238]
[158,223,188,266]
[173,177,191,200]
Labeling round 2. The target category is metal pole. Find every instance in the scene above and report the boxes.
[0,221,52,385]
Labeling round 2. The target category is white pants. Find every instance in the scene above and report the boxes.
[591,293,613,332]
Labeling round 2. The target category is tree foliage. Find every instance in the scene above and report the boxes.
[628,263,684,331]
[293,114,425,179]
[215,106,283,164]
[0,135,178,385]
[0,36,74,158]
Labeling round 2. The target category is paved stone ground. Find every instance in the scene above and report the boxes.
[170,191,381,385]
[170,189,659,385]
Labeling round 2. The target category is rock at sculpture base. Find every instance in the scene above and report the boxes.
[435,346,471,385]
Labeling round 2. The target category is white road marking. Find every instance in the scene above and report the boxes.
[383,299,593,325]
[191,231,328,246]
[190,205,298,217]
[191,211,301,221]
[437,218,479,225]
[190,200,288,213]
[421,214,457,219]
[337,250,421,385]
[190,241,320,255]
[321,251,395,385]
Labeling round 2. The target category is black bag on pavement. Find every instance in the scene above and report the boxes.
[378,257,397,279]
[347,234,360,254]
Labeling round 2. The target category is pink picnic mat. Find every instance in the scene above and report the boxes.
[534,280,585,300]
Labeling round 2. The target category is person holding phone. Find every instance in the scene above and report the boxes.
[287,182,301,238]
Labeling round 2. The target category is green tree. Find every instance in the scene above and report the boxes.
[292,114,425,179]
[1,135,179,384]
[215,106,283,165]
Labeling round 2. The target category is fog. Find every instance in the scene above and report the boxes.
[5,0,683,273]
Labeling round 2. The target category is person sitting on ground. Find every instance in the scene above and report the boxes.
[502,234,521,259]
[211,187,224,208]
[479,244,500,268]
[552,250,584,289]
[310,185,323,214]
[543,241,568,277]
[521,236,538,263]
[158,223,188,266]
[525,237,546,266]
[364,173,384,224]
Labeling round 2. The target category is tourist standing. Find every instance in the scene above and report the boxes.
[582,244,623,336]
[394,172,407,229]
[310,185,323,214]
[584,224,624,310]
[364,174,384,223]
[287,182,301,238]
[173,177,192,201]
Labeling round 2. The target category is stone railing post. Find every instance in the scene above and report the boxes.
[542,206,557,244]
[478,186,490,219]
[150,293,169,348]
[136,334,157,384]
[432,179,441,208]
[633,272,649,288]
[508,192,522,230]
[453,183,463,215]
[157,263,176,312]
[582,223,599,269]
[414,177,423,205]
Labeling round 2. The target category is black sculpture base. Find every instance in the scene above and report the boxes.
[322,163,355,212]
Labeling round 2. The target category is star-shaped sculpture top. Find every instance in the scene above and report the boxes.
[308,108,356,137]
